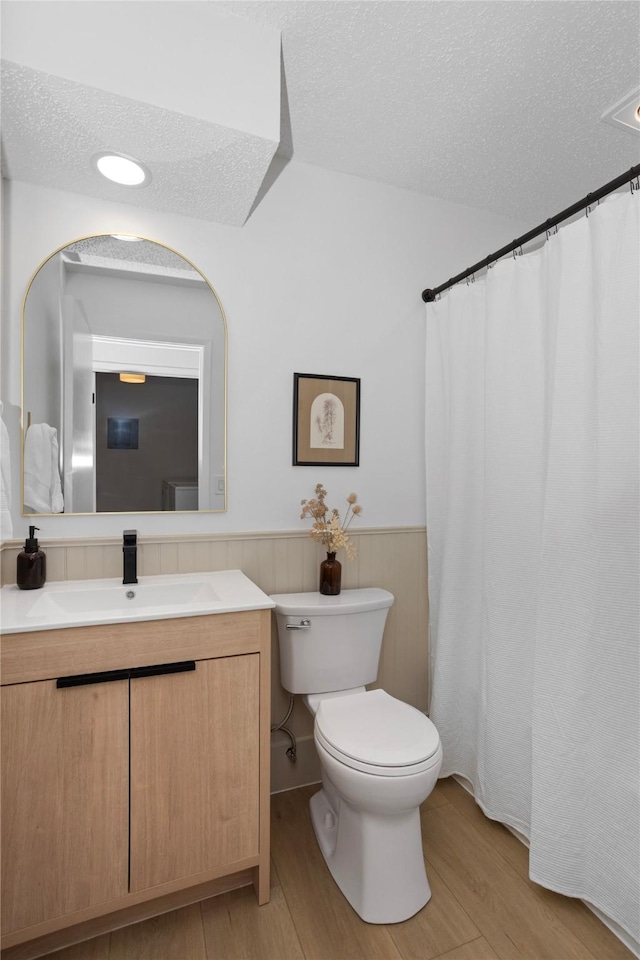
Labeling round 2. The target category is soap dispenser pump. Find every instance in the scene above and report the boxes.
[17,526,46,590]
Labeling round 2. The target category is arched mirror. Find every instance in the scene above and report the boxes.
[22,235,226,514]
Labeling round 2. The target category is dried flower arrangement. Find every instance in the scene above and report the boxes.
[300,483,362,560]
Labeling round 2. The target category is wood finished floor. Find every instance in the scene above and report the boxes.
[39,778,633,960]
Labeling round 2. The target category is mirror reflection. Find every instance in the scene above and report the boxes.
[22,235,226,515]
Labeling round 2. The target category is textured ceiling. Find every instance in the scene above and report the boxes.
[0,60,279,226]
[2,1,639,226]
[217,0,640,222]
[64,237,202,281]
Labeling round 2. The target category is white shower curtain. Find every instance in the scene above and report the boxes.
[425,189,639,944]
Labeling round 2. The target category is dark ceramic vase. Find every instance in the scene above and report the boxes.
[319,552,342,595]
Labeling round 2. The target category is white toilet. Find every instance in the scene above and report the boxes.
[271,587,442,924]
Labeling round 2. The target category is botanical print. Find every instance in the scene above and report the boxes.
[310,392,344,448]
[292,373,359,466]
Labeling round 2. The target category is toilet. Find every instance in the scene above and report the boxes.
[271,587,442,924]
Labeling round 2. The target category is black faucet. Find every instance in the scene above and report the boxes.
[122,530,138,585]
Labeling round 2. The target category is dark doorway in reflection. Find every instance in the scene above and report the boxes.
[95,373,198,512]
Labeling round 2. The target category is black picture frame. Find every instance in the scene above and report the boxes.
[293,373,360,467]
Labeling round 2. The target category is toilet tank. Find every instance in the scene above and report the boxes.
[270,588,394,695]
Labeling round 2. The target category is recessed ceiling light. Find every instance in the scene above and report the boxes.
[119,372,146,384]
[602,88,640,138]
[93,153,151,186]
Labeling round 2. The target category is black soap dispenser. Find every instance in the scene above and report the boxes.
[17,526,47,590]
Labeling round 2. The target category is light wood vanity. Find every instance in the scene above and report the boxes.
[1,575,272,960]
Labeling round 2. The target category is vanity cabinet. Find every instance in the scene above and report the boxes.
[1,676,129,932]
[1,608,271,960]
[130,654,259,891]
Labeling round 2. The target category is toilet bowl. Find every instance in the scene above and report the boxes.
[309,688,442,923]
[271,588,443,924]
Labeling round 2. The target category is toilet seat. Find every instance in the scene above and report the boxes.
[314,689,441,777]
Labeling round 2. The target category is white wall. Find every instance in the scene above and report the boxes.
[65,270,216,343]
[1,161,527,541]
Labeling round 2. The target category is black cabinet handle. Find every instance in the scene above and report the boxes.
[57,661,196,688]
[57,668,130,689]
[130,661,196,679]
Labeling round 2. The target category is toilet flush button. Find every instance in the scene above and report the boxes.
[324,811,335,830]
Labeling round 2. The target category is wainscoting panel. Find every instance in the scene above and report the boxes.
[1,527,428,792]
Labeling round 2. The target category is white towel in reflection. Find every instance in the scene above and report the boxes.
[0,402,13,539]
[24,423,64,514]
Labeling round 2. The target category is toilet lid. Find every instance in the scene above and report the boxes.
[315,689,440,768]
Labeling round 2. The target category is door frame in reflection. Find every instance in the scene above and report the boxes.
[64,334,205,512]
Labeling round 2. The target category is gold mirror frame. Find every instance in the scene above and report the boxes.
[21,233,227,515]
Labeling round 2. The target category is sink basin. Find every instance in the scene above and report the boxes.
[29,580,220,616]
[1,570,275,634]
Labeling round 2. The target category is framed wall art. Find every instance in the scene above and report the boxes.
[107,417,139,450]
[293,373,360,466]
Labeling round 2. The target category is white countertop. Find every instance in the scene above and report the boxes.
[1,569,275,634]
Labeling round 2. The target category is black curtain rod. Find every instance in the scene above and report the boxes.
[422,164,640,303]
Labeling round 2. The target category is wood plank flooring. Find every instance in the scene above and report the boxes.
[38,779,633,960]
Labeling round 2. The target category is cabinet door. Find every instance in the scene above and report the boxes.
[1,677,129,933]
[129,653,260,892]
